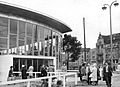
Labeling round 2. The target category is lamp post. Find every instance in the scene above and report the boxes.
[102,1,119,67]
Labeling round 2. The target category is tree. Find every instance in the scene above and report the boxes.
[63,34,82,69]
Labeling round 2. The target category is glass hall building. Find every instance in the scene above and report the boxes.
[0,2,71,81]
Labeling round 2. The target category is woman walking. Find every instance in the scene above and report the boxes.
[89,63,98,85]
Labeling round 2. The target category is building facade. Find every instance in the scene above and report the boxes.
[89,48,97,64]
[96,33,120,65]
[0,2,71,81]
[78,48,90,65]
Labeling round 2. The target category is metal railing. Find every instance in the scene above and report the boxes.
[0,72,78,87]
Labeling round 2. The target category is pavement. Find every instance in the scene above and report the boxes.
[72,72,120,87]
[1,71,120,87]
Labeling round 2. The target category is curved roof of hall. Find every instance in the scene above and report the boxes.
[0,2,72,33]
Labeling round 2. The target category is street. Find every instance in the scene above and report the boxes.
[74,73,120,87]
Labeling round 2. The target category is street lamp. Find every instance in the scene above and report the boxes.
[102,1,119,67]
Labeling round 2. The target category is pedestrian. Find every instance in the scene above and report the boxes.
[81,63,87,85]
[27,66,34,78]
[96,65,101,85]
[61,63,67,81]
[86,63,91,85]
[48,65,55,76]
[103,63,106,81]
[7,66,14,81]
[89,63,98,85]
[103,62,113,87]
[40,65,48,87]
[99,65,103,80]
[48,65,55,72]
[78,64,82,81]
[41,65,47,77]
[56,80,63,87]
[21,65,27,79]
[61,63,67,72]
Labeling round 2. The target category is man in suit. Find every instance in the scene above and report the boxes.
[103,62,113,87]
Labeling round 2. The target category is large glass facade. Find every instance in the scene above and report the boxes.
[0,17,8,54]
[0,16,62,68]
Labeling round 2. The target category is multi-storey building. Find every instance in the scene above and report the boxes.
[0,2,71,81]
[78,48,90,65]
[89,48,97,64]
[96,33,120,65]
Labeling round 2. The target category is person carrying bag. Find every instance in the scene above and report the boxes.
[81,63,87,85]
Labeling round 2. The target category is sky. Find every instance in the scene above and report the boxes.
[2,0,120,48]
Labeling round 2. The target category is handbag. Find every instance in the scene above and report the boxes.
[82,75,87,81]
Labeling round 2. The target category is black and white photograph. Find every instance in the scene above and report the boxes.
[0,0,120,87]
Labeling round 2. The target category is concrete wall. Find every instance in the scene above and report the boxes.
[0,55,13,82]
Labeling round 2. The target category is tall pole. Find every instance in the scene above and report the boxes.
[109,6,113,68]
[83,17,86,62]
[102,1,119,68]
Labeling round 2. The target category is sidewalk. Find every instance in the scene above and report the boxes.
[66,73,120,87]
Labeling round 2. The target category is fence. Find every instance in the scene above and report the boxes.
[0,72,78,87]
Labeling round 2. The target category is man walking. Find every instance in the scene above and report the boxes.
[103,62,113,87]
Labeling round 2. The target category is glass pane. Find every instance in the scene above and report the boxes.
[10,19,17,34]
[33,59,37,72]
[27,37,32,44]
[27,23,33,37]
[53,32,56,56]
[41,42,44,55]
[38,59,43,72]
[0,26,8,37]
[56,33,59,52]
[34,25,38,42]
[44,28,49,40]
[39,26,44,40]
[10,35,17,48]
[49,30,52,56]
[27,37,32,55]
[34,42,38,56]
[19,21,25,40]
[20,58,27,69]
[18,40,25,55]
[44,28,49,56]
[0,38,7,48]
[13,58,19,71]
[19,40,24,46]
[39,26,44,55]
[27,59,32,69]
[0,17,8,27]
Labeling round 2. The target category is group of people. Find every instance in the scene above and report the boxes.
[8,64,55,81]
[79,62,113,87]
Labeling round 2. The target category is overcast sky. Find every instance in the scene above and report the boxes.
[2,0,120,48]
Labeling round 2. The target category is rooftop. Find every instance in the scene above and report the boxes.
[99,33,120,44]
[0,2,72,33]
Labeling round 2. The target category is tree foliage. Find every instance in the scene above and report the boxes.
[63,34,82,62]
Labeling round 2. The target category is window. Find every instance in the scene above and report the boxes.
[44,28,49,56]
[0,17,8,52]
[0,26,8,37]
[27,23,33,37]
[19,21,25,40]
[0,38,7,48]
[10,19,17,34]
[0,17,8,27]
[9,35,17,48]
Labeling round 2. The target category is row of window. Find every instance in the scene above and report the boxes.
[13,58,53,72]
[0,17,62,58]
